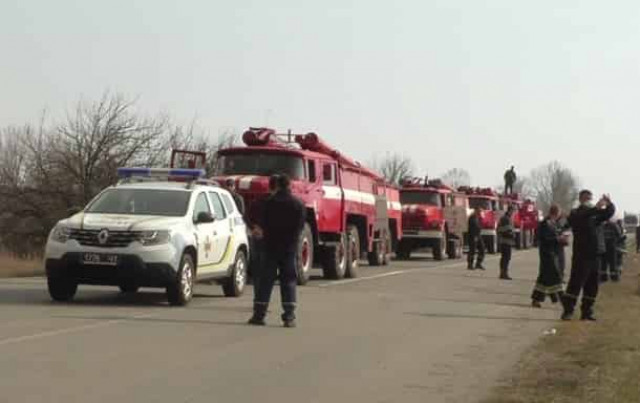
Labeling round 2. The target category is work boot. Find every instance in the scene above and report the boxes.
[580,312,597,321]
[531,300,542,308]
[248,303,267,326]
[560,295,574,321]
[499,270,512,280]
[467,265,475,271]
[475,264,486,271]
[283,319,297,328]
[611,274,620,282]
[599,273,609,283]
[247,316,266,326]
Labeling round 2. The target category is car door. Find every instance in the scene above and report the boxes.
[192,192,216,270]
[208,191,233,266]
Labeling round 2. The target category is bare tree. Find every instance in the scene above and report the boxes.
[441,168,471,189]
[371,153,414,185]
[528,161,580,213]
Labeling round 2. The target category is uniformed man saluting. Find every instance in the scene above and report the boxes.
[248,174,306,328]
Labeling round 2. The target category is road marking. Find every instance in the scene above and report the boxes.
[0,312,156,348]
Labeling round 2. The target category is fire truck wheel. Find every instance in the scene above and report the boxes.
[346,225,360,278]
[296,224,313,285]
[433,237,446,261]
[322,234,347,280]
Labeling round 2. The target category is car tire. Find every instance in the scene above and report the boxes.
[119,284,139,294]
[346,225,360,278]
[296,224,313,285]
[167,252,195,306]
[47,275,78,302]
[222,250,247,297]
[322,234,347,280]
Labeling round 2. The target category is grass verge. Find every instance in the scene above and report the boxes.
[484,253,640,403]
[0,253,43,278]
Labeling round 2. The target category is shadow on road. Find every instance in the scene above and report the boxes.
[51,314,259,328]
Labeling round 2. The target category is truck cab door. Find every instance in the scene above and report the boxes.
[319,162,343,233]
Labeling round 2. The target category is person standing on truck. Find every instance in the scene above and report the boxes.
[531,204,566,307]
[467,206,486,271]
[504,166,517,195]
[225,178,246,216]
[497,206,515,280]
[248,174,306,328]
[561,191,615,321]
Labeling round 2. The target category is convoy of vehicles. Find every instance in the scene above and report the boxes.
[43,127,542,304]
[45,168,250,306]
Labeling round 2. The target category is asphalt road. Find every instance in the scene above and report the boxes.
[0,250,561,403]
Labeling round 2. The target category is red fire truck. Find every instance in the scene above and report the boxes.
[501,194,538,249]
[208,128,402,284]
[396,178,468,260]
[459,187,501,254]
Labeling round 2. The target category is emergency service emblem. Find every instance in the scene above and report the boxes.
[97,229,110,245]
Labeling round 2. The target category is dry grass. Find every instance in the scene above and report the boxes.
[484,252,640,403]
[0,253,44,278]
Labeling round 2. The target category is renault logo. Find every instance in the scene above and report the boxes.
[97,229,110,245]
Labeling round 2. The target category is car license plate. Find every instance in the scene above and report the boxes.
[82,253,118,266]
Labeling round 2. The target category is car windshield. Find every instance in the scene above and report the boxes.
[469,197,493,210]
[86,189,191,216]
[216,152,305,179]
[400,191,441,206]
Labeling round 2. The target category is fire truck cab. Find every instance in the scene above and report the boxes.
[459,187,501,254]
[211,128,402,284]
[397,178,467,260]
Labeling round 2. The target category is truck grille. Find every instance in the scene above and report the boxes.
[69,229,140,248]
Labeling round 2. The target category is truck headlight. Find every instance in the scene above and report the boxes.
[51,225,71,243]
[138,230,171,246]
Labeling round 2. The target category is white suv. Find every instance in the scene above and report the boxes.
[44,168,249,306]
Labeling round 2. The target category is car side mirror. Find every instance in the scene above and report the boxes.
[195,212,215,224]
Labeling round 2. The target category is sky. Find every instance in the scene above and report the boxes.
[1,0,639,212]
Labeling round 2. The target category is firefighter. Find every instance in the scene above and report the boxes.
[248,174,306,328]
[467,206,486,270]
[532,204,566,307]
[600,218,621,282]
[503,166,517,195]
[636,224,640,253]
[497,206,515,280]
[225,178,246,216]
[247,175,279,288]
[556,214,571,282]
[561,191,615,321]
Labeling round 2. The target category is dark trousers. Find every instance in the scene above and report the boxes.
[500,244,512,276]
[468,235,485,268]
[505,183,514,195]
[600,243,618,278]
[253,251,297,321]
[558,247,566,282]
[563,256,600,315]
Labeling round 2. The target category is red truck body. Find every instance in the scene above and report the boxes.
[397,179,467,260]
[211,128,402,283]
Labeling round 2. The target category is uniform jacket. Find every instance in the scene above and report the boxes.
[568,203,615,259]
[468,213,481,237]
[231,192,246,216]
[497,215,515,246]
[262,190,306,255]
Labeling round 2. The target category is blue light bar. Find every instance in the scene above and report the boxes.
[117,167,206,179]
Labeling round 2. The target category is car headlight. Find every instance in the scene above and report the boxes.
[138,230,171,246]
[51,225,71,243]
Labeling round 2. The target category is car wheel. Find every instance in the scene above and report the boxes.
[222,250,247,297]
[47,275,78,302]
[167,252,195,306]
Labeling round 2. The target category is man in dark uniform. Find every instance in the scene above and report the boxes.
[246,175,279,287]
[504,166,517,195]
[556,215,571,282]
[467,206,486,270]
[225,178,245,216]
[600,219,621,282]
[561,191,615,321]
[248,174,306,328]
[497,206,515,280]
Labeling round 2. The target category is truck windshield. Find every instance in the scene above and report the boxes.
[400,191,441,207]
[469,198,493,210]
[86,189,191,216]
[216,153,305,179]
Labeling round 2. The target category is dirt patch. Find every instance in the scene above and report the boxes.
[484,253,640,403]
[0,253,43,278]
